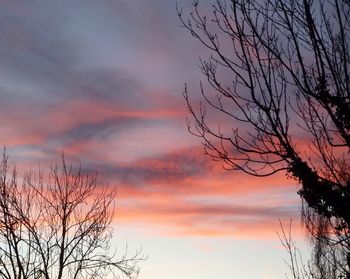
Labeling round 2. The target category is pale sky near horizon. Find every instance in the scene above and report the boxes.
[0,1,309,278]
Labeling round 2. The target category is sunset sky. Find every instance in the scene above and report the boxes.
[0,1,309,278]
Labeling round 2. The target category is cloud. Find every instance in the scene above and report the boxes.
[92,145,296,196]
[0,0,302,240]
[115,188,299,238]
[82,145,300,238]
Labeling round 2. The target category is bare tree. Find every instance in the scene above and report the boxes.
[278,221,308,279]
[178,0,350,277]
[0,152,142,279]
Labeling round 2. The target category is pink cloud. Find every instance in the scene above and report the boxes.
[114,189,300,239]
[94,146,301,239]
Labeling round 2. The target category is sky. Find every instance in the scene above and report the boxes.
[0,1,310,278]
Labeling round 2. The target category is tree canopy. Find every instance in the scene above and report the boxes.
[178,0,350,277]
[0,153,142,279]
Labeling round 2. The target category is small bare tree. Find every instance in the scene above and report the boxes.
[178,0,350,277]
[0,153,142,279]
[279,220,349,279]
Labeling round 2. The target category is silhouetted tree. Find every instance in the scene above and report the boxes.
[280,219,350,279]
[178,0,350,277]
[0,152,142,279]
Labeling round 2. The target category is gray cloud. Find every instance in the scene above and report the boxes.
[74,146,211,187]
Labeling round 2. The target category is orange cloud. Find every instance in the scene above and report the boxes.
[99,146,302,239]
[114,188,300,239]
